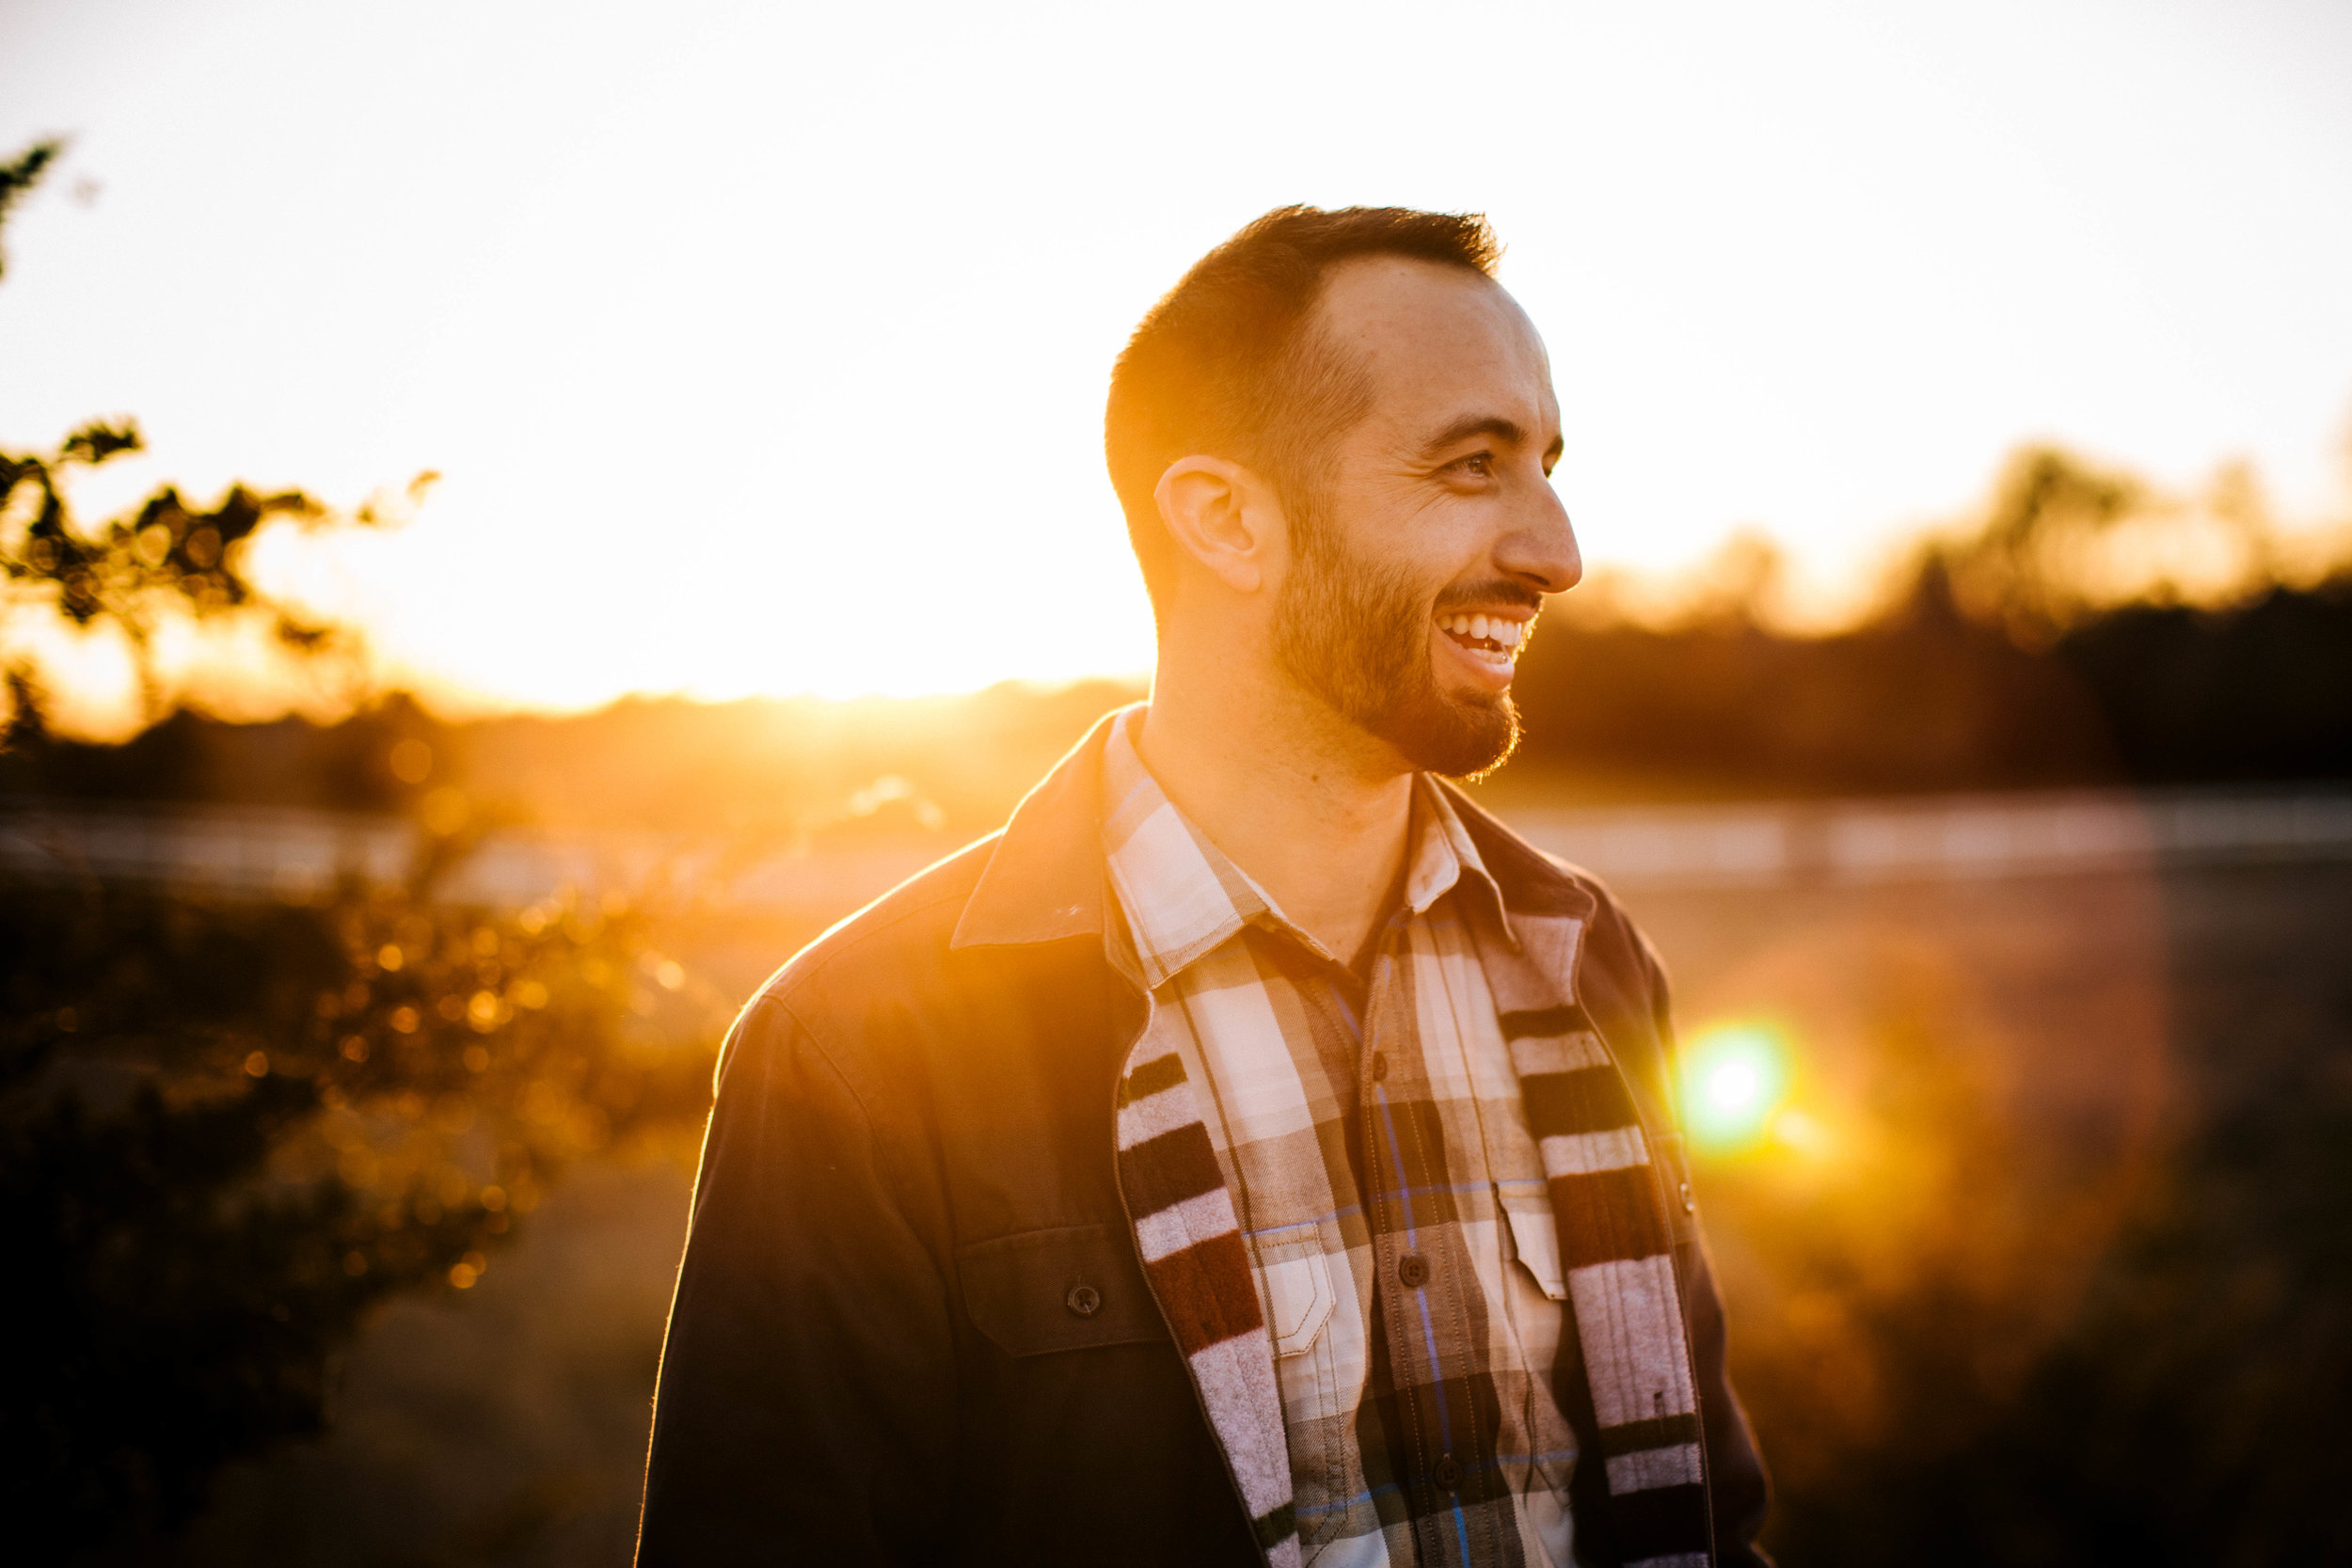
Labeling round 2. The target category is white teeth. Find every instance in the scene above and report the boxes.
[1437,611,1531,653]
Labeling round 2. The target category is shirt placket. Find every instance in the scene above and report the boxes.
[1360,915,1495,1568]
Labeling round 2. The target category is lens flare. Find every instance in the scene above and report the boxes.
[1681,1022,1791,1151]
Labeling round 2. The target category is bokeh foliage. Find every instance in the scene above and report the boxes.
[1,870,719,1553]
[1708,863,2352,1566]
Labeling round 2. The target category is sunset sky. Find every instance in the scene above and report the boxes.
[3,0,2349,713]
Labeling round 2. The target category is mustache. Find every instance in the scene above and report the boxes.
[1433,580,1545,615]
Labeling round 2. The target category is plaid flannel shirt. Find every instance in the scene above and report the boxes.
[1101,715,1584,1567]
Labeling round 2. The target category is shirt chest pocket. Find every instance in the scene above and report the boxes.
[1254,1235,1338,1356]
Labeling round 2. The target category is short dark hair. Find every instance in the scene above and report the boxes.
[1104,204,1502,616]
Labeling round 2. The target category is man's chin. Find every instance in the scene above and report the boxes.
[1375,687,1521,779]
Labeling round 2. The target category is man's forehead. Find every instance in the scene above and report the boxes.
[1311,256,1554,428]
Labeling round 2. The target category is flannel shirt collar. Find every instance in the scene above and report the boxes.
[1097,707,1508,990]
[950,702,1593,952]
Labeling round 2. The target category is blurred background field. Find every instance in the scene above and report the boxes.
[7,3,2352,1562]
[9,608,2351,1564]
[56,832,2337,1568]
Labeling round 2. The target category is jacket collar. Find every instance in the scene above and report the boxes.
[949,707,1124,950]
[949,701,1598,950]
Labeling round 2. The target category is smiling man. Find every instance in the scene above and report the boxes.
[636,207,1770,1568]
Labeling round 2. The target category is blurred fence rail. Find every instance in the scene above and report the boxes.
[1509,788,2352,889]
[7,788,2351,913]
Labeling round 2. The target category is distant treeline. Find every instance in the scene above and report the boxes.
[1509,443,2352,796]
[6,447,2348,819]
[1508,567,2352,798]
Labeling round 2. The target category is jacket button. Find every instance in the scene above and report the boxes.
[1370,1052,1388,1082]
[1434,1455,1463,1491]
[1397,1253,1428,1289]
[1679,1180,1695,1214]
[1065,1284,1101,1318]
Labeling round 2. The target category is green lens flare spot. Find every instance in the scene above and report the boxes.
[1681,1022,1790,1152]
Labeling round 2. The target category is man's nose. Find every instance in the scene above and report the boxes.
[1497,478,1581,594]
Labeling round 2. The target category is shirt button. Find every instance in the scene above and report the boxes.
[1370,1052,1389,1083]
[1679,1180,1695,1213]
[1065,1284,1101,1318]
[1434,1455,1463,1492]
[1397,1253,1428,1289]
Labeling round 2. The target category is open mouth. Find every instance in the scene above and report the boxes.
[1437,610,1529,674]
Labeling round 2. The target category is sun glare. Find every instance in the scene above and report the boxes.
[1681,1022,1792,1153]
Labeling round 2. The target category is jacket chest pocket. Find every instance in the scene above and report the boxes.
[958,1224,1168,1355]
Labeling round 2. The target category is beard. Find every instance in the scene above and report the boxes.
[1272,502,1528,778]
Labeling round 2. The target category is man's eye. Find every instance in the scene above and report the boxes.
[1455,453,1495,478]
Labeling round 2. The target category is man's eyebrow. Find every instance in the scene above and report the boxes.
[1417,414,1529,457]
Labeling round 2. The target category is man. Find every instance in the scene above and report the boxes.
[636,206,1771,1567]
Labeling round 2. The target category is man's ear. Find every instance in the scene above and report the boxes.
[1153,455,1282,595]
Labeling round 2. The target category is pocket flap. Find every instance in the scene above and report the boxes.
[958,1224,1168,1357]
[1252,1236,1336,1357]
[1499,1188,1569,1302]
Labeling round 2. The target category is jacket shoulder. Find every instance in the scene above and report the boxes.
[711,834,1005,1100]
[746,832,1002,1020]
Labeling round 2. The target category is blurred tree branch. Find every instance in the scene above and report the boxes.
[0,417,439,734]
[0,138,62,279]
[0,140,436,738]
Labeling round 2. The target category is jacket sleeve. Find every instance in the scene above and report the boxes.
[635,994,956,1565]
[1639,930,1775,1568]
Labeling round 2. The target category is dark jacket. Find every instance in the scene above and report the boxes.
[636,714,1771,1566]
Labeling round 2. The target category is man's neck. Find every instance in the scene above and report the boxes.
[1136,663,1415,966]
